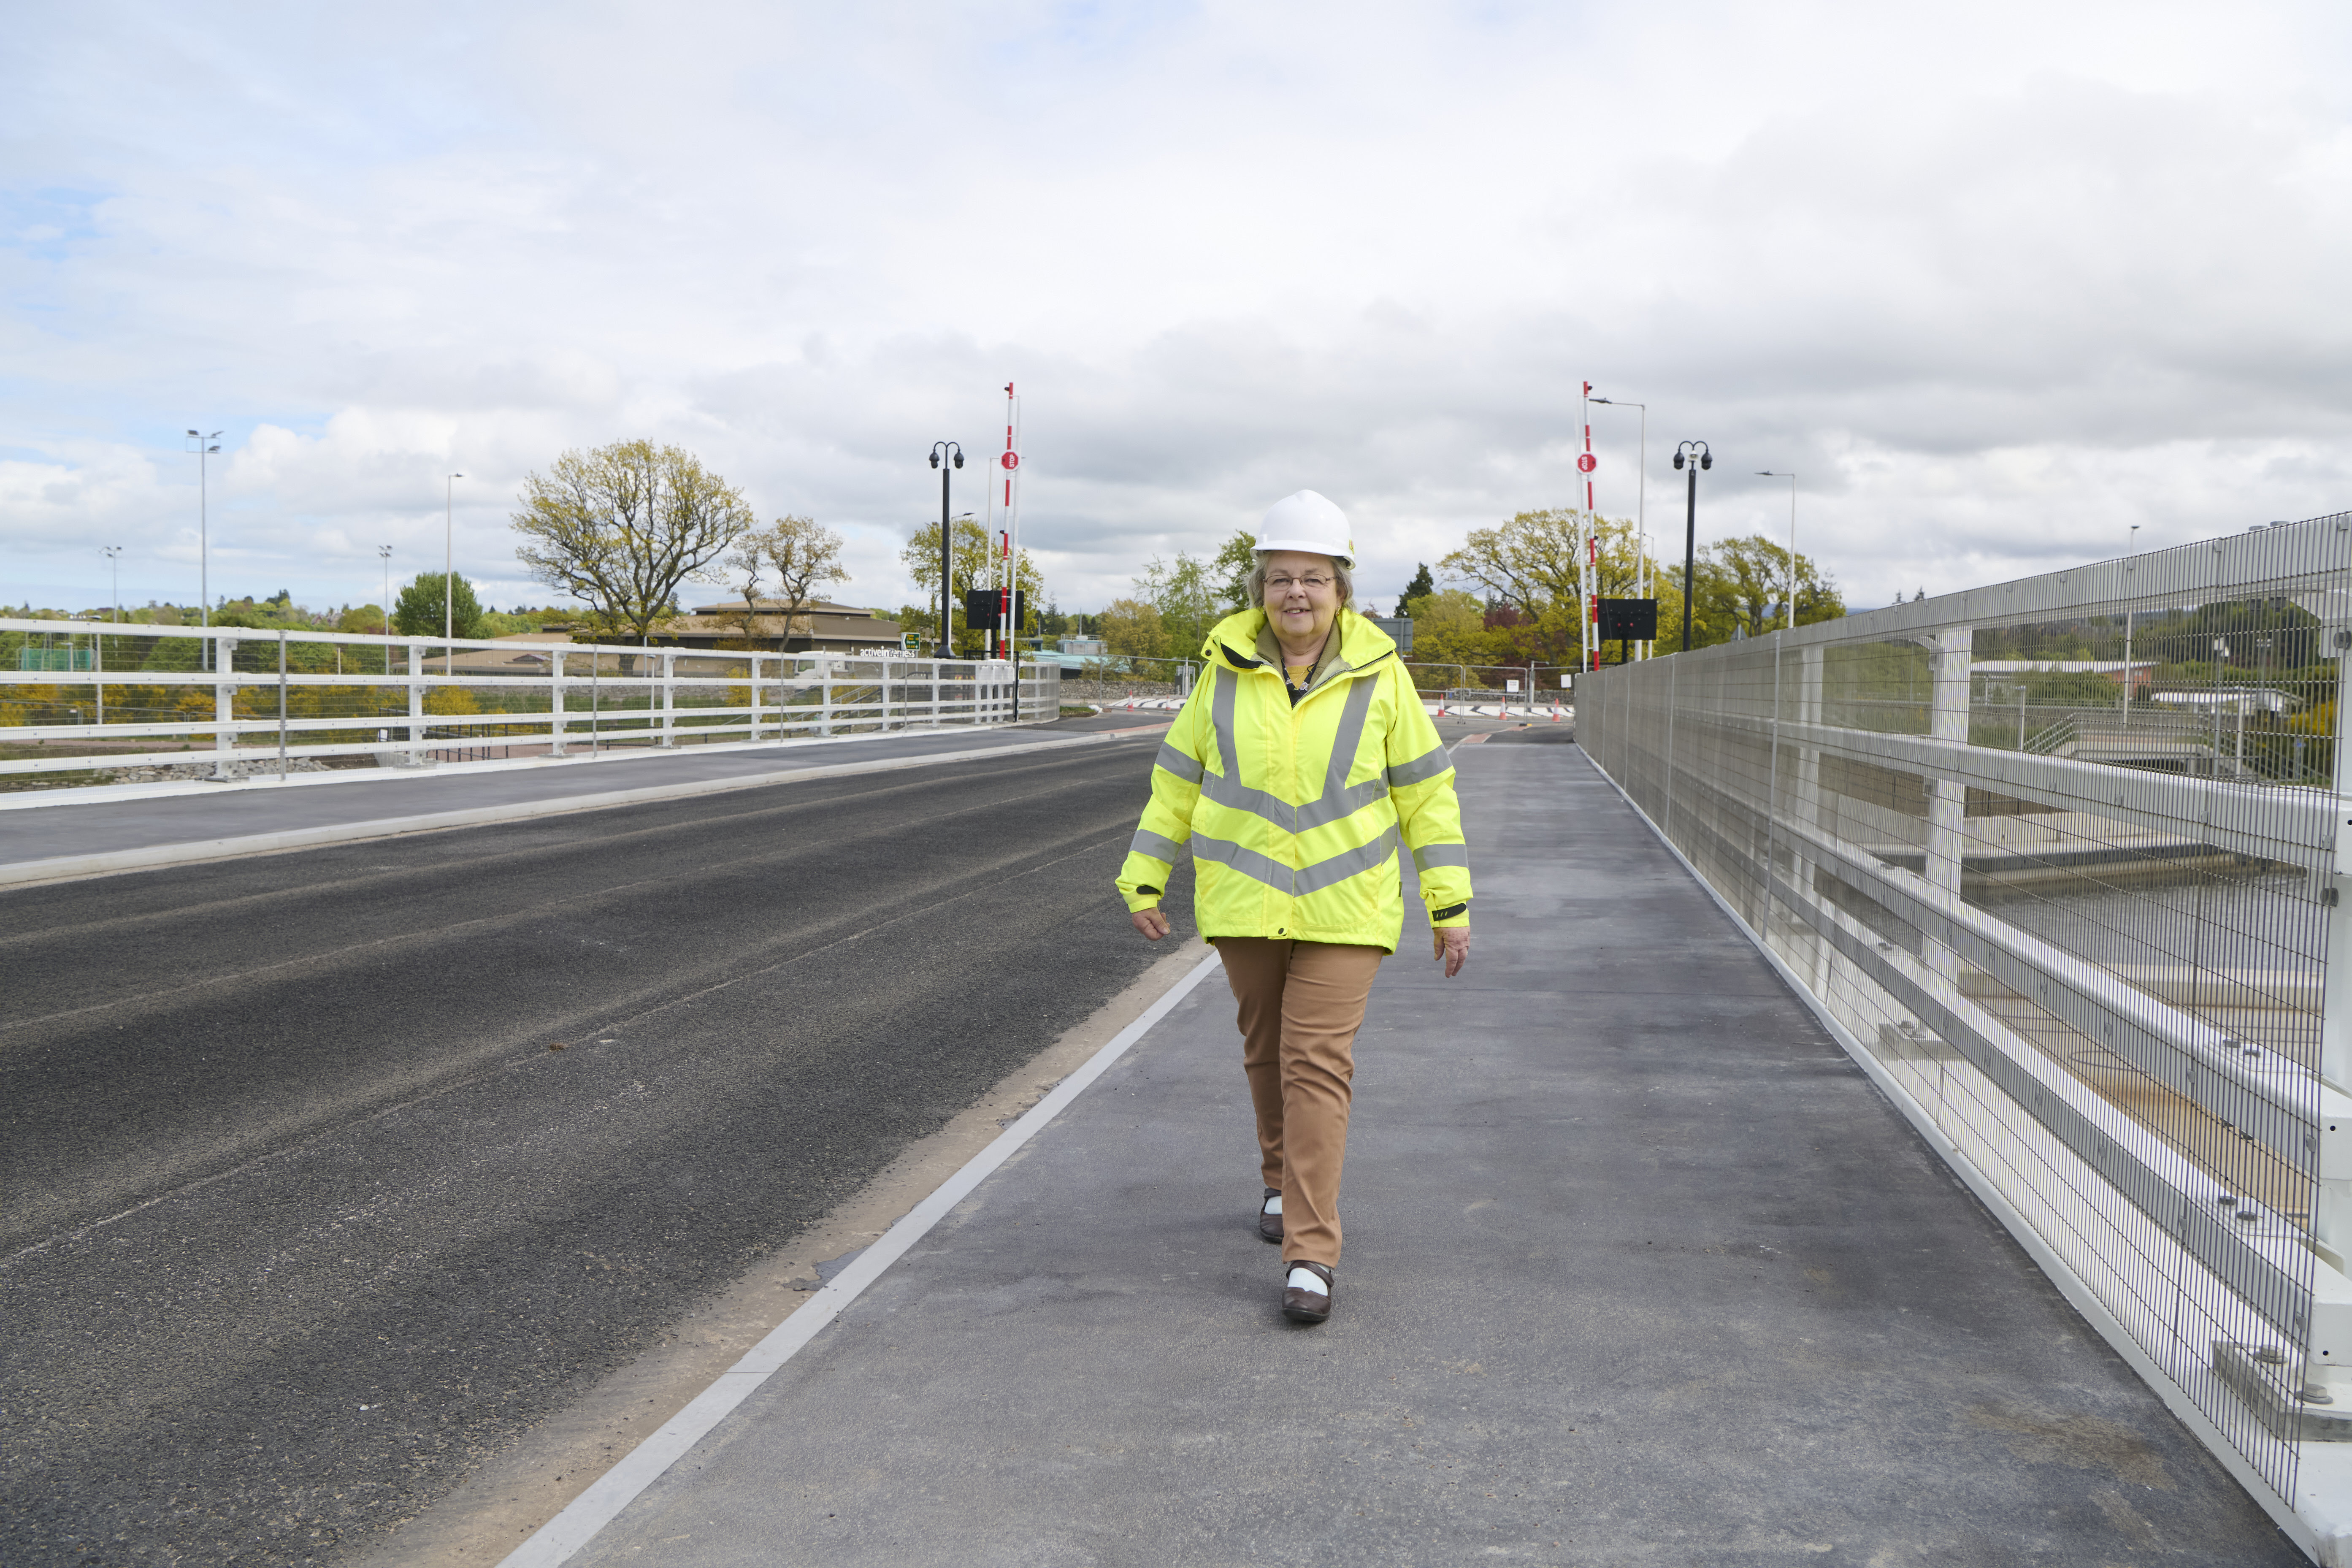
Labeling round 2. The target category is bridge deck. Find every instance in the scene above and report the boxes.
[536,741,2295,1566]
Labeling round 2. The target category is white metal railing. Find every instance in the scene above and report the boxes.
[0,620,1062,781]
[1577,512,2352,1551]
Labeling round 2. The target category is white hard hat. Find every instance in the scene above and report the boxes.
[1256,490,1354,567]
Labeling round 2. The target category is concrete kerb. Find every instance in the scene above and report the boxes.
[0,731,1158,891]
[492,948,1228,1568]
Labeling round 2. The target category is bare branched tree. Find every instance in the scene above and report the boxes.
[727,515,851,653]
[512,441,756,644]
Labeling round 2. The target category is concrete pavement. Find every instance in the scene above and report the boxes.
[537,743,2293,1567]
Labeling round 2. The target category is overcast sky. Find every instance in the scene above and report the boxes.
[5,0,2349,623]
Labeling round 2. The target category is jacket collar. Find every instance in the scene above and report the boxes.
[1205,608,1397,688]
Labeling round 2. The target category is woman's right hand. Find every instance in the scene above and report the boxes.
[1131,907,1171,941]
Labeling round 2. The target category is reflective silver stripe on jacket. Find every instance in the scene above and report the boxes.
[1191,824,1402,896]
[1130,828,1186,862]
[1384,744,1451,789]
[1154,741,1204,783]
[1204,666,1387,833]
[1411,842,1471,871]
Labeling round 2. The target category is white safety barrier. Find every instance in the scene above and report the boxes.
[1579,512,2352,1560]
[0,621,1061,781]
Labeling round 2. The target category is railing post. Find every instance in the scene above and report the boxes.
[745,653,761,742]
[820,658,834,737]
[1790,642,1829,999]
[550,649,568,756]
[408,641,425,761]
[2316,628,2352,1278]
[880,659,891,731]
[660,651,676,747]
[212,634,237,781]
[1920,626,1973,984]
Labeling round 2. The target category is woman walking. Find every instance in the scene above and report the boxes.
[1121,490,1472,1325]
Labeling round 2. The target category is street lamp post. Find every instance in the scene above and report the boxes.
[1591,396,1646,658]
[1671,441,1711,652]
[928,442,964,659]
[187,429,222,665]
[444,473,464,674]
[1758,471,1797,630]
[102,545,122,623]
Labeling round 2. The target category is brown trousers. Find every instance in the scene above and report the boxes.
[1215,938,1386,1267]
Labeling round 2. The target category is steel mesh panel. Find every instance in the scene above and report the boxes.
[1578,514,2352,1508]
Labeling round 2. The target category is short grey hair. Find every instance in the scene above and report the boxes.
[1245,553,1354,610]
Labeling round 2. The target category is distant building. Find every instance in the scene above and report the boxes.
[662,600,903,655]
[1045,636,1110,674]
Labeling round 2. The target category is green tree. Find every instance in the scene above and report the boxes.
[1136,553,1221,656]
[392,572,489,639]
[1441,509,1651,663]
[1099,598,1169,661]
[1399,562,1436,616]
[513,439,756,642]
[1212,529,1260,610]
[1694,535,1845,641]
[1409,589,1514,673]
[726,515,851,651]
[338,604,389,635]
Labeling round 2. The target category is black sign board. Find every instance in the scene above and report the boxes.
[961,589,1028,631]
[1597,598,1658,641]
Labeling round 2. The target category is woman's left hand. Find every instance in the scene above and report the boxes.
[1432,924,1470,978]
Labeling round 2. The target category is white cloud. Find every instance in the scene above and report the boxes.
[3,0,2349,620]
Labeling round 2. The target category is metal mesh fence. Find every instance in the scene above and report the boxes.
[1578,514,2352,1512]
[0,623,1059,785]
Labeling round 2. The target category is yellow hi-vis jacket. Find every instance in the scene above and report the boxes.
[1117,608,1471,951]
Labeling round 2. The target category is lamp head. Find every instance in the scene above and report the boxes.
[930,452,940,470]
[1672,452,1684,471]
[1699,452,1711,471]
[953,451,963,469]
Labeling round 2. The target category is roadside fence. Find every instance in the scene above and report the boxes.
[0,621,1061,785]
[1578,513,2352,1538]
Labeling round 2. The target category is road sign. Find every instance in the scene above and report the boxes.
[1001,451,1020,470]
[1576,453,1597,473]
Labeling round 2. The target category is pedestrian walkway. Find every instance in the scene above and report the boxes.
[0,724,1136,885]
[524,744,2296,1566]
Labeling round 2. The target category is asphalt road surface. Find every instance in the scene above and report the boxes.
[1,728,1191,1566]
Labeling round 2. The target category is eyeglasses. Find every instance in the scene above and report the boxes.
[1266,575,1334,594]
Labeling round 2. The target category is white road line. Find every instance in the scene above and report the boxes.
[495,948,1227,1568]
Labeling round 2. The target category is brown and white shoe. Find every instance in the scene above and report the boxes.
[1257,1187,1283,1244]
[1280,1260,1334,1324]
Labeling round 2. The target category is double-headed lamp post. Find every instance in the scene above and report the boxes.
[1757,471,1797,631]
[102,546,122,623]
[929,442,964,659]
[1671,441,1711,652]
